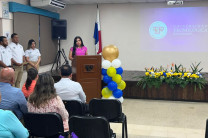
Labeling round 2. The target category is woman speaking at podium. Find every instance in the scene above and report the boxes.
[69,36,88,61]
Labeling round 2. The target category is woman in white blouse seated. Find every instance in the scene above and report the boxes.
[25,39,41,71]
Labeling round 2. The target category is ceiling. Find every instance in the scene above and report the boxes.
[60,0,205,4]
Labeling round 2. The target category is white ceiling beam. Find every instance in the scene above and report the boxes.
[60,0,204,4]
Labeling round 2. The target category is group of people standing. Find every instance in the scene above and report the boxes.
[0,35,88,88]
[0,33,41,88]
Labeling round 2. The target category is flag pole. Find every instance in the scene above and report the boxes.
[94,4,102,55]
[96,4,99,54]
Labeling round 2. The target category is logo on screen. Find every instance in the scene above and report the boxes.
[149,21,167,39]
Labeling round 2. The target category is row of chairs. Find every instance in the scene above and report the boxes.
[24,113,114,138]
[64,98,127,138]
[23,98,128,138]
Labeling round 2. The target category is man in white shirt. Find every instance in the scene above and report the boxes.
[54,64,86,103]
[8,33,25,88]
[0,36,12,69]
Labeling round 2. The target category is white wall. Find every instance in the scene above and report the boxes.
[1,1,208,86]
[0,1,13,43]
[60,4,97,65]
[60,1,208,72]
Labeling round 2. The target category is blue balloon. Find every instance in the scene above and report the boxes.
[163,72,167,77]
[116,67,123,75]
[107,81,117,91]
[103,75,112,84]
[102,68,107,75]
[113,89,123,98]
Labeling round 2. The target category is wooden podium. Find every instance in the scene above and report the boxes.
[72,55,102,102]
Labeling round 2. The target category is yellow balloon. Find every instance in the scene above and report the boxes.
[112,74,122,84]
[102,87,112,98]
[107,67,116,77]
[102,45,119,62]
[117,80,126,90]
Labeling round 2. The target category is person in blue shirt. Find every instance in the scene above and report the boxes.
[0,67,28,119]
[0,91,29,138]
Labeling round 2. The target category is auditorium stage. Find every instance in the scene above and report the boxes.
[122,71,208,102]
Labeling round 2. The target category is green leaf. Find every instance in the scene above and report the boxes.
[198,68,203,72]
[136,63,207,91]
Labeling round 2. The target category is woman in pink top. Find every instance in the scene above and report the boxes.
[22,68,38,98]
[69,36,88,60]
[27,74,69,132]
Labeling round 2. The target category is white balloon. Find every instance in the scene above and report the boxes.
[101,96,115,99]
[102,60,111,69]
[108,96,116,99]
[102,96,123,103]
[118,96,124,103]
[112,59,121,68]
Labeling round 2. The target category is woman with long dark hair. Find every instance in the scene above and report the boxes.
[27,74,69,132]
[69,36,88,60]
[22,68,38,98]
[25,39,41,71]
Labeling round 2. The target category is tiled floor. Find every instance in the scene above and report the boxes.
[110,99,207,138]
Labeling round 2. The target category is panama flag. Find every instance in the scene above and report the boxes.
[94,5,102,54]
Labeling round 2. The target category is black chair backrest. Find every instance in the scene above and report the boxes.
[63,100,85,117]
[89,98,122,122]
[24,112,64,137]
[69,115,111,138]
[205,119,208,138]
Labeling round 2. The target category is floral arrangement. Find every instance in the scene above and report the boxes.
[137,62,207,91]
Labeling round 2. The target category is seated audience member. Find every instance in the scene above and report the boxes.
[27,74,69,132]
[22,68,38,98]
[0,91,29,138]
[0,68,28,119]
[54,64,86,103]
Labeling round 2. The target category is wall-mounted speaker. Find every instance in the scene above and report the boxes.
[52,19,67,40]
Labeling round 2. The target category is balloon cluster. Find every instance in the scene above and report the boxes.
[101,45,126,103]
